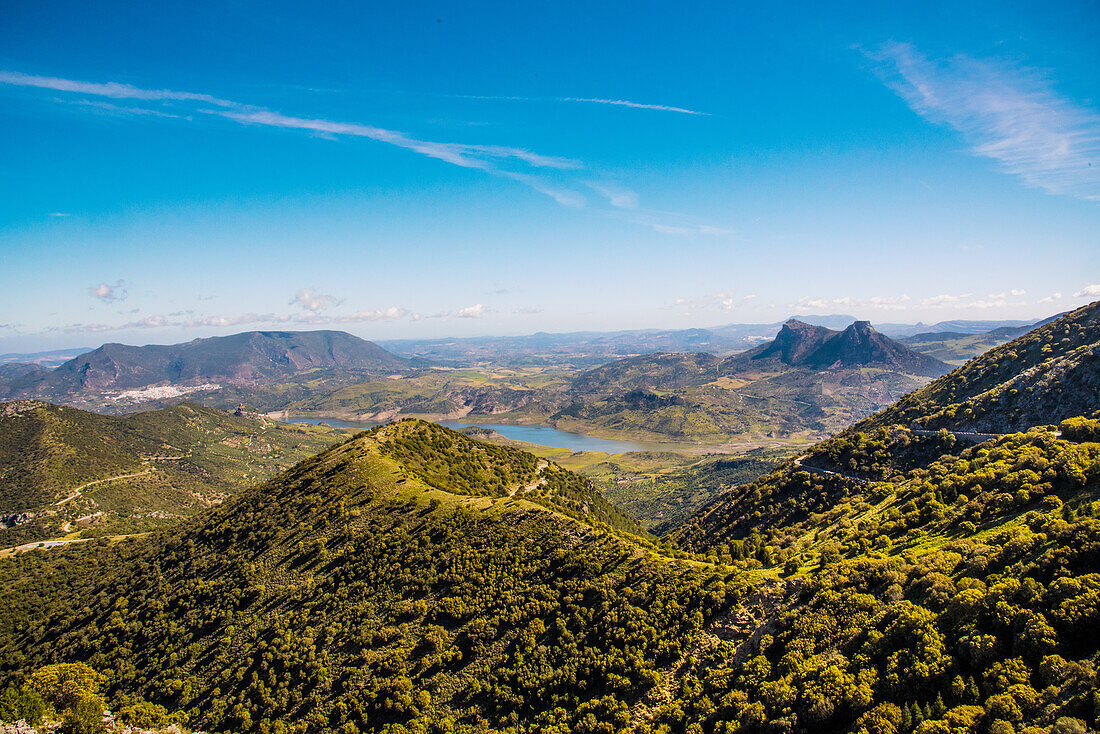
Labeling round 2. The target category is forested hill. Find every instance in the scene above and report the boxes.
[659,301,1100,734]
[858,300,1100,434]
[0,400,344,543]
[569,352,721,396]
[0,420,724,733]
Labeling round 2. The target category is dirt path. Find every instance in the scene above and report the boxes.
[792,455,868,484]
[512,460,548,497]
[56,470,153,506]
[0,532,149,558]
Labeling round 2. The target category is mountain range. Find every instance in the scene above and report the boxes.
[543,320,949,440]
[376,316,1041,367]
[1,302,1098,734]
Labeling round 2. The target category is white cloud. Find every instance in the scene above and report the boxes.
[647,221,732,236]
[456,304,487,319]
[792,294,912,312]
[1037,293,1063,304]
[513,307,541,315]
[0,69,585,208]
[0,70,237,106]
[48,212,70,217]
[562,98,708,116]
[289,288,342,312]
[867,42,1100,201]
[676,292,760,312]
[337,307,409,322]
[1074,284,1100,298]
[89,280,127,303]
[919,293,973,307]
[1011,289,1027,296]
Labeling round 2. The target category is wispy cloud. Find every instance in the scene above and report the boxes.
[48,212,70,217]
[0,70,237,106]
[866,42,1100,201]
[562,98,707,116]
[1075,284,1100,299]
[791,294,913,312]
[1,70,583,206]
[89,280,127,303]
[452,93,707,115]
[790,289,1054,313]
[587,182,639,209]
[1,69,728,234]
[53,299,512,334]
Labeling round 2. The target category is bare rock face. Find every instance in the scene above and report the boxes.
[723,319,950,377]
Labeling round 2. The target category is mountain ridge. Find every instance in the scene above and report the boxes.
[724,319,950,377]
[0,330,422,408]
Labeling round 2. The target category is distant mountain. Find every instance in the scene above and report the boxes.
[899,313,1064,365]
[531,321,946,441]
[1,330,419,403]
[875,317,1037,338]
[861,300,1100,433]
[569,352,721,397]
[723,319,950,377]
[0,347,92,367]
[377,315,1050,367]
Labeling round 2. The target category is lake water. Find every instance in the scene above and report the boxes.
[284,416,643,454]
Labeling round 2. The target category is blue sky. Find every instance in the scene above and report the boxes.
[1,0,1098,351]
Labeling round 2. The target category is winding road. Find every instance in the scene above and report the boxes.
[56,469,153,506]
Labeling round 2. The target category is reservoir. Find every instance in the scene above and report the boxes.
[283,416,644,454]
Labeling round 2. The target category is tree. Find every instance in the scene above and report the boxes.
[62,694,105,734]
[28,662,104,714]
[0,685,46,726]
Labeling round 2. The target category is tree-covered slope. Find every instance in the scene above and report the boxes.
[2,411,1099,734]
[0,422,734,734]
[0,400,344,544]
[860,301,1100,434]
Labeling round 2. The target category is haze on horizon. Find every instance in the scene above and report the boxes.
[1,1,1098,353]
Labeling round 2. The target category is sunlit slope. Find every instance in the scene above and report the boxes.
[0,400,343,543]
[859,300,1100,433]
[0,421,735,733]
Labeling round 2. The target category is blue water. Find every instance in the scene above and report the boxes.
[439,421,644,454]
[283,416,643,454]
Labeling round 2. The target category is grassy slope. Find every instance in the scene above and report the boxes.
[0,401,345,544]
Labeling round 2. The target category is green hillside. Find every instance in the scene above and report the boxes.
[860,301,1100,434]
[0,401,344,545]
[2,308,1100,734]
[0,422,727,734]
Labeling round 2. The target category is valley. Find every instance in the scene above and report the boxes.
[4,7,1095,731]
[0,302,1097,734]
